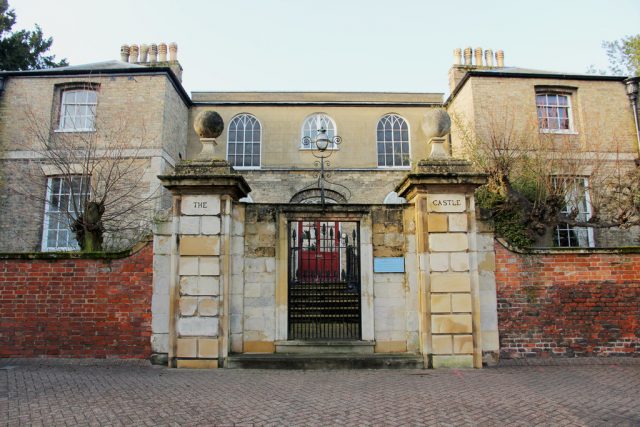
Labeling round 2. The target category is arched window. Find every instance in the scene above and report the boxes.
[377,114,410,167]
[301,113,337,149]
[227,114,261,168]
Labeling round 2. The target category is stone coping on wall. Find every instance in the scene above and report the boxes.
[496,238,640,255]
[0,238,151,260]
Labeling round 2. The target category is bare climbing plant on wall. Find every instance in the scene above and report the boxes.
[452,111,640,247]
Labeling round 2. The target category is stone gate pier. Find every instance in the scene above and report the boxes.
[397,157,487,368]
[158,158,249,368]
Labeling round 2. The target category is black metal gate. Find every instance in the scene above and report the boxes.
[288,221,361,340]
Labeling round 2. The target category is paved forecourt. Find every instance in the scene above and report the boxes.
[1,358,639,426]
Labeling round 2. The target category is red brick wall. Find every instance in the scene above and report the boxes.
[495,242,640,358]
[0,243,153,358]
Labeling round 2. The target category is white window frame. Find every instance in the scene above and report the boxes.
[300,113,338,150]
[41,176,90,251]
[227,113,262,169]
[536,92,575,134]
[376,113,411,169]
[553,176,594,248]
[57,89,98,132]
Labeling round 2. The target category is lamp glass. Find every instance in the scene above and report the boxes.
[316,128,329,151]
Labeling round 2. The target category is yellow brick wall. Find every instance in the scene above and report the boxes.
[450,76,638,157]
[1,75,175,151]
[447,80,476,158]
[187,104,440,168]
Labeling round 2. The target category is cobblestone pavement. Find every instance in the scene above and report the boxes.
[1,358,639,426]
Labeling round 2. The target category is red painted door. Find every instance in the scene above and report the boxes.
[298,221,340,282]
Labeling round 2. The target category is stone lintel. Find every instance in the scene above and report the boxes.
[159,159,251,200]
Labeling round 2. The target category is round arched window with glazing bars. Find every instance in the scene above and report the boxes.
[377,114,410,167]
[227,114,261,168]
[300,113,337,149]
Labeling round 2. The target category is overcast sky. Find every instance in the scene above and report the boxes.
[10,0,640,96]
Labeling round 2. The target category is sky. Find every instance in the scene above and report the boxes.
[9,0,640,96]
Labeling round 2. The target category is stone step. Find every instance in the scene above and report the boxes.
[225,353,425,370]
[275,340,373,354]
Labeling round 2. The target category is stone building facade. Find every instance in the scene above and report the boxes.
[1,46,638,368]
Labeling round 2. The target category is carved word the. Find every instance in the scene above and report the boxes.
[193,201,208,209]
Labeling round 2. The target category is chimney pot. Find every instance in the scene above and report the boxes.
[474,48,483,66]
[463,47,472,66]
[453,48,462,65]
[149,44,158,63]
[169,42,178,61]
[120,44,130,62]
[158,43,167,62]
[485,49,494,67]
[129,44,139,63]
[139,44,149,63]
[496,50,505,67]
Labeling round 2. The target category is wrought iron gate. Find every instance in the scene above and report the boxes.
[288,221,361,340]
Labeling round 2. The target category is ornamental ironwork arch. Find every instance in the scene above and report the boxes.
[290,188,347,204]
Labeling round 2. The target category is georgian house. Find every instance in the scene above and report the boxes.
[1,44,638,368]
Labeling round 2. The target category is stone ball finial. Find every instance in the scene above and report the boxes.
[194,111,224,139]
[421,108,451,139]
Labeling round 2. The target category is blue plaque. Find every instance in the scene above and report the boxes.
[374,257,405,273]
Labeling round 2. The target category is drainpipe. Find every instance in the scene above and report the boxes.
[624,77,640,164]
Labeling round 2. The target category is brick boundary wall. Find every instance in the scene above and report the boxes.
[495,240,640,358]
[0,242,153,358]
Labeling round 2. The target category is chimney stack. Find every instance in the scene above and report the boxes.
[117,41,182,82]
[449,46,505,92]
[120,44,130,62]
